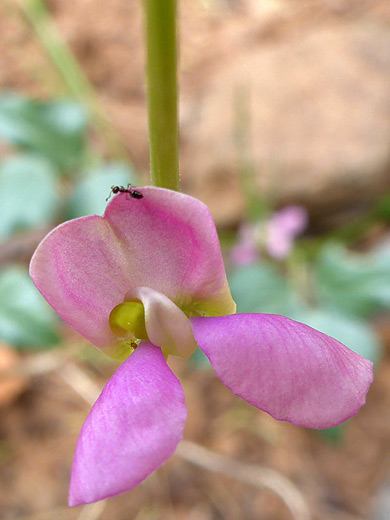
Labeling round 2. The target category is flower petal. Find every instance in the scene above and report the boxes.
[266,206,308,259]
[69,342,187,506]
[29,216,127,355]
[230,224,259,266]
[191,314,373,429]
[30,188,235,354]
[134,287,197,358]
[104,187,235,317]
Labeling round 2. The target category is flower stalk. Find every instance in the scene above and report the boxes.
[144,0,180,191]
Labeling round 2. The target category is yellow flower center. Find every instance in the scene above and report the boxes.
[109,301,148,340]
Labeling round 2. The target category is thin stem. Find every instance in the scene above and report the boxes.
[234,85,268,221]
[144,0,179,190]
[19,0,129,161]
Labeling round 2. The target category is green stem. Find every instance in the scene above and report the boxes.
[144,0,179,190]
[20,0,129,161]
[234,85,268,220]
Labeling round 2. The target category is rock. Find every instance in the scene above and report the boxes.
[182,22,390,226]
[1,1,390,227]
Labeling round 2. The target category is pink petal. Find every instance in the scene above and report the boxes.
[269,206,308,236]
[30,216,127,355]
[104,188,235,316]
[69,342,186,506]
[230,241,259,266]
[134,287,196,358]
[230,224,259,266]
[30,188,235,355]
[266,206,308,259]
[265,234,292,259]
[191,314,373,429]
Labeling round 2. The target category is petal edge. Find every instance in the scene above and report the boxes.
[191,314,373,429]
[69,342,187,506]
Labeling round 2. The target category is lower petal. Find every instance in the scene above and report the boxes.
[69,342,186,506]
[191,314,373,429]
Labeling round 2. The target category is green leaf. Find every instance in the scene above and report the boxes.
[290,307,381,363]
[317,423,346,444]
[189,348,212,369]
[67,162,137,218]
[0,267,60,349]
[375,193,390,220]
[228,262,300,315]
[0,155,59,241]
[316,243,390,318]
[0,92,88,171]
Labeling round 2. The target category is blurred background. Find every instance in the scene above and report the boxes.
[0,0,390,519]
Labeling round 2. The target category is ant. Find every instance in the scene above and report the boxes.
[106,184,143,202]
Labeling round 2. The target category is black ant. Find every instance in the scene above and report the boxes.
[106,184,143,202]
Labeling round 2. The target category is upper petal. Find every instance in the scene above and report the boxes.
[30,187,235,354]
[69,342,187,506]
[191,314,373,429]
[104,187,235,316]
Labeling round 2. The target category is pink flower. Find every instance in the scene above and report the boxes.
[266,206,308,259]
[230,224,259,266]
[30,187,373,506]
